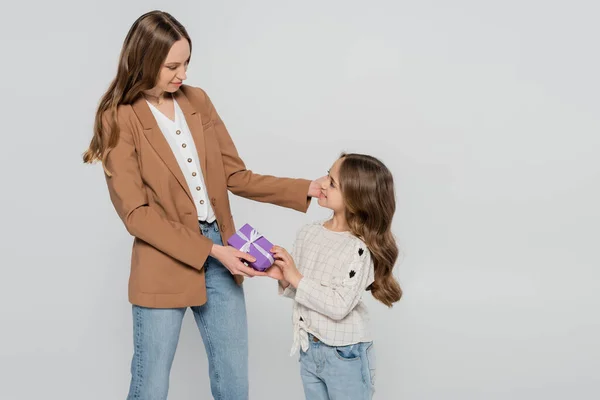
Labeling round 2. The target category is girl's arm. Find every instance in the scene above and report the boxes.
[278,279,296,299]
[292,245,374,321]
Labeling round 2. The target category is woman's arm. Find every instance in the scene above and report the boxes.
[201,89,314,212]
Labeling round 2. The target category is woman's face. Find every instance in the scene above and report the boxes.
[155,39,190,93]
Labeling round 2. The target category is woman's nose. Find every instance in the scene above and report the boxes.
[178,67,187,81]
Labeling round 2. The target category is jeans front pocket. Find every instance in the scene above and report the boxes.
[334,344,361,361]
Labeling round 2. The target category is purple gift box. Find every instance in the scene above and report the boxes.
[227,223,275,272]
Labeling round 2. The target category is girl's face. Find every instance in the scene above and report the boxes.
[155,39,190,94]
[318,158,345,213]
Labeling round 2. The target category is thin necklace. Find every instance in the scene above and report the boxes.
[144,92,169,106]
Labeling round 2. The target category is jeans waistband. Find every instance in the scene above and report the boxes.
[308,333,321,343]
[199,220,219,232]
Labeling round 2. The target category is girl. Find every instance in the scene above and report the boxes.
[83,10,324,400]
[268,153,402,399]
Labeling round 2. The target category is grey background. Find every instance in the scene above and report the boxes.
[0,0,598,399]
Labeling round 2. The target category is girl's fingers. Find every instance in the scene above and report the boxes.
[272,250,285,261]
[280,251,292,265]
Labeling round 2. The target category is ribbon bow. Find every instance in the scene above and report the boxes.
[236,228,275,265]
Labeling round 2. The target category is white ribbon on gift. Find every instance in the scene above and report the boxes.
[236,228,275,265]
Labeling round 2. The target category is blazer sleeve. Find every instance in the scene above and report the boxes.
[199,88,312,213]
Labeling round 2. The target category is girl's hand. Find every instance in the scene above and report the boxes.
[265,265,291,290]
[270,246,296,270]
[271,246,303,288]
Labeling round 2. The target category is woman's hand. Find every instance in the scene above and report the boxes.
[308,176,327,198]
[265,264,284,280]
[270,246,303,288]
[210,245,267,278]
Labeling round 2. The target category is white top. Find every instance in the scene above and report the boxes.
[146,99,216,222]
[279,220,375,355]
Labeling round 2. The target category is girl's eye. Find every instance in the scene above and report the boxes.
[167,66,177,71]
[330,182,335,188]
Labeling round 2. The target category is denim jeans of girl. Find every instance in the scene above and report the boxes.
[300,334,376,400]
[126,220,249,400]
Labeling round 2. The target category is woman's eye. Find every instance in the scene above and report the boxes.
[167,66,176,70]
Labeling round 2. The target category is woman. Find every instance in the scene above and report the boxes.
[83,10,323,400]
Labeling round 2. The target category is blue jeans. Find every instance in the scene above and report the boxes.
[127,221,248,400]
[300,334,376,400]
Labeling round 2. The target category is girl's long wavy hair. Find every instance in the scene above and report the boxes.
[82,10,191,175]
[338,153,402,307]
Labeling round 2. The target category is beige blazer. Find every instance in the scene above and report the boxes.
[103,85,311,308]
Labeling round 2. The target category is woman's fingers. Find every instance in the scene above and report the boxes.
[235,249,256,263]
[235,261,269,278]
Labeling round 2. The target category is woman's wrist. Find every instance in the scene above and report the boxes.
[210,243,222,258]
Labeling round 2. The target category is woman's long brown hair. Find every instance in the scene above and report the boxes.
[82,10,191,175]
[338,153,402,307]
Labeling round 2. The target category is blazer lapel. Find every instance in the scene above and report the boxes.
[131,96,194,203]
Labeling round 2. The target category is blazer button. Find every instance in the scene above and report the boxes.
[176,130,181,135]
[187,158,192,163]
[199,200,205,205]
[196,186,201,191]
